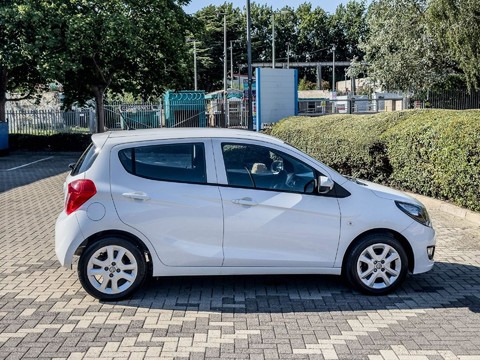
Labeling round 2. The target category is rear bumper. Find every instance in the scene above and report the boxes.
[55,211,85,268]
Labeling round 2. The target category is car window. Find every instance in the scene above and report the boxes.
[222,143,316,193]
[71,143,98,176]
[118,143,207,184]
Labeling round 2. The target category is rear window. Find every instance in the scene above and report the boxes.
[118,143,207,184]
[71,143,98,176]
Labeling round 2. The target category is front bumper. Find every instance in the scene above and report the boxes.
[401,221,436,274]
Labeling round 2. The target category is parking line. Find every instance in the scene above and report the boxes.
[5,156,54,171]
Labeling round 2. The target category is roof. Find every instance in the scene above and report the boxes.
[91,128,284,147]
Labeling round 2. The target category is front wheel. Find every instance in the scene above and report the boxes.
[344,234,408,295]
[78,237,147,301]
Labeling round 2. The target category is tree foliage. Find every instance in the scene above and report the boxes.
[353,0,479,93]
[351,0,449,93]
[0,1,57,122]
[193,1,368,91]
[428,0,480,90]
[52,0,192,131]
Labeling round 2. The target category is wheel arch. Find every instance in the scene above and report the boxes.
[341,228,414,274]
[74,230,153,272]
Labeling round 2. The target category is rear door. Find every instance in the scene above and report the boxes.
[110,139,224,267]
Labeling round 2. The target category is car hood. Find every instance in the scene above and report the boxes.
[356,179,423,206]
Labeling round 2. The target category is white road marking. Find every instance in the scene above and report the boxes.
[5,156,54,171]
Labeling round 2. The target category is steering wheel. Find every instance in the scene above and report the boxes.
[270,160,284,174]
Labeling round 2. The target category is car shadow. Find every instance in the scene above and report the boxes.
[112,261,480,314]
[0,152,80,193]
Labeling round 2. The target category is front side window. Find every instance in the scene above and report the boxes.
[222,143,316,193]
[118,143,206,184]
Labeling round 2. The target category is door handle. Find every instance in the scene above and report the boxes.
[232,197,258,206]
[122,192,151,201]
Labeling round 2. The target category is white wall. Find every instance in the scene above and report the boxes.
[256,68,297,129]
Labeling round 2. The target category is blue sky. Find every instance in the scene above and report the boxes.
[184,1,350,15]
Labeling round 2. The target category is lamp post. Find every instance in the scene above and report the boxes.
[224,13,227,98]
[286,42,290,69]
[246,0,253,130]
[223,12,228,127]
[272,13,275,68]
[272,10,289,69]
[186,38,198,91]
[230,40,240,88]
[332,44,336,93]
[193,40,197,91]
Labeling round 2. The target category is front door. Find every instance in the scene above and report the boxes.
[214,140,341,267]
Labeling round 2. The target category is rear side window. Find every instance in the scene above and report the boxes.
[118,143,207,184]
[71,143,98,176]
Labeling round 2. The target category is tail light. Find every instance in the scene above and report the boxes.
[66,179,97,215]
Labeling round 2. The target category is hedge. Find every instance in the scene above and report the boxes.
[271,110,480,212]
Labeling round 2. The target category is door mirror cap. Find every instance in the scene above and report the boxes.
[318,176,334,194]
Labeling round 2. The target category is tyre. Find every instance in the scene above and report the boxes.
[78,237,147,301]
[344,233,408,295]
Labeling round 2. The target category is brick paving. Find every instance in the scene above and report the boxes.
[0,152,479,360]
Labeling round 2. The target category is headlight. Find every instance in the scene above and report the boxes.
[395,201,432,227]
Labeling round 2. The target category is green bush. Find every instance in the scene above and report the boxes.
[383,110,480,211]
[271,110,480,212]
[9,133,91,152]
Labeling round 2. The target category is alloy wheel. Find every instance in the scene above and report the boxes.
[356,243,402,290]
[86,245,138,294]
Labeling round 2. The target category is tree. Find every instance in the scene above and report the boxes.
[53,0,192,132]
[193,3,244,92]
[349,0,464,94]
[0,1,56,122]
[428,0,480,90]
[329,1,368,61]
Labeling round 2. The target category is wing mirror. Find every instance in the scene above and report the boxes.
[68,163,76,170]
[318,176,334,194]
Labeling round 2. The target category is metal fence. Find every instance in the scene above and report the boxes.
[9,88,478,135]
[104,102,162,130]
[7,109,95,135]
[298,98,405,115]
[426,89,480,110]
[6,100,254,134]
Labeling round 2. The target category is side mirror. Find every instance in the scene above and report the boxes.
[318,176,334,194]
[68,163,75,170]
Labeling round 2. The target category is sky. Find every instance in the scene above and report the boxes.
[184,1,350,15]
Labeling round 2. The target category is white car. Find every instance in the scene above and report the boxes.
[55,128,435,300]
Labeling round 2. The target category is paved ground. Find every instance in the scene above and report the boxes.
[1,152,480,360]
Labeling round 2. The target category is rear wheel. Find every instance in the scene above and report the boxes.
[345,233,408,295]
[78,237,147,301]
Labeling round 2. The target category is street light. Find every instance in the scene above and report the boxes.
[272,10,289,69]
[186,38,198,91]
[332,44,336,93]
[224,13,227,102]
[230,40,241,88]
[286,42,290,69]
[272,13,275,68]
[246,0,253,130]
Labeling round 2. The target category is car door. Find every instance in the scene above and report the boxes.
[213,139,341,267]
[110,139,224,267]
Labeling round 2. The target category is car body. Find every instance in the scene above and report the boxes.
[55,128,436,300]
